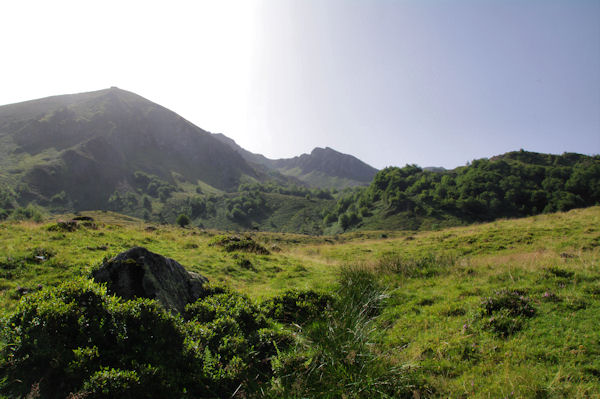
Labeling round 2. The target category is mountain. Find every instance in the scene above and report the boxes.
[211,133,273,168]
[0,88,259,209]
[212,134,378,189]
[270,147,378,188]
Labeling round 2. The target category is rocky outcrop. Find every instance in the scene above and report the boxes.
[92,247,208,313]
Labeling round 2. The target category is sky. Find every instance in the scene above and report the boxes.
[0,0,599,169]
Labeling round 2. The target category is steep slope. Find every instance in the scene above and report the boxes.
[212,133,378,189]
[211,133,273,168]
[271,147,378,188]
[0,88,258,209]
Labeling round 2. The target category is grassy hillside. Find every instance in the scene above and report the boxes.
[1,207,598,397]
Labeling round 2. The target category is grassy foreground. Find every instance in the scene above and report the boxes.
[0,207,599,397]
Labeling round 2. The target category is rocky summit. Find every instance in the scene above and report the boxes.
[92,246,208,313]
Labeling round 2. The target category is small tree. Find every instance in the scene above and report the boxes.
[176,213,190,228]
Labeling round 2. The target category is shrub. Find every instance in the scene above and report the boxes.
[236,257,255,270]
[477,289,536,337]
[47,220,79,232]
[81,368,143,399]
[0,280,296,398]
[184,291,293,393]
[545,266,575,279]
[176,213,190,228]
[209,235,270,255]
[261,289,334,325]
[0,279,203,398]
[9,204,44,222]
[26,247,56,262]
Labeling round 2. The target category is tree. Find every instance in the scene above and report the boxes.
[338,213,350,230]
[176,213,190,228]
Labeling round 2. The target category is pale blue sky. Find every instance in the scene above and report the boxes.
[1,0,598,169]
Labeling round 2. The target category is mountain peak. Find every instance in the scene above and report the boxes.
[274,145,378,187]
[0,88,259,209]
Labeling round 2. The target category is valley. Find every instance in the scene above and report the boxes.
[0,89,599,398]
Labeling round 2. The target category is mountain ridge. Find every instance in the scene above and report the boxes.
[0,87,259,208]
[211,133,378,189]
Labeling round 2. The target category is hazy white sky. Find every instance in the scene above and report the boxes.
[1,0,599,169]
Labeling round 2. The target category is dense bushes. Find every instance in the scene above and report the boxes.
[184,290,294,393]
[132,171,177,201]
[7,204,45,222]
[324,151,600,229]
[238,182,334,200]
[0,280,287,398]
[0,279,196,398]
[0,185,16,221]
[0,265,423,398]
[224,190,267,221]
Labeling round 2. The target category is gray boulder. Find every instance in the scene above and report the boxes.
[92,247,208,313]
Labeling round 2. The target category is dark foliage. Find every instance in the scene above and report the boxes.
[324,151,600,229]
[0,280,197,398]
[477,289,536,337]
[176,213,190,227]
[238,181,335,200]
[261,289,335,325]
[133,171,177,202]
[210,235,270,255]
[0,279,291,399]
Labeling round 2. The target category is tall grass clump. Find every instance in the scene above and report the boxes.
[376,252,456,279]
[271,264,423,398]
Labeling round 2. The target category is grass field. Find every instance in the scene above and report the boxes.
[1,207,599,397]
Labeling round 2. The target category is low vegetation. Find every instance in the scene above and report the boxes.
[0,206,598,397]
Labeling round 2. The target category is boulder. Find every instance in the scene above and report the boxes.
[92,247,208,313]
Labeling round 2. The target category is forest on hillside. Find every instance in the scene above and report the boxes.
[324,151,600,231]
[1,151,599,233]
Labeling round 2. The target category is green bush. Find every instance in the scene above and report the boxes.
[261,289,334,325]
[477,289,536,337]
[0,272,422,398]
[210,235,270,255]
[9,204,44,222]
[0,279,245,398]
[184,290,293,393]
[82,368,143,399]
[176,213,190,227]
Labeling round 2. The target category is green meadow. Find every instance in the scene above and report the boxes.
[0,207,598,398]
